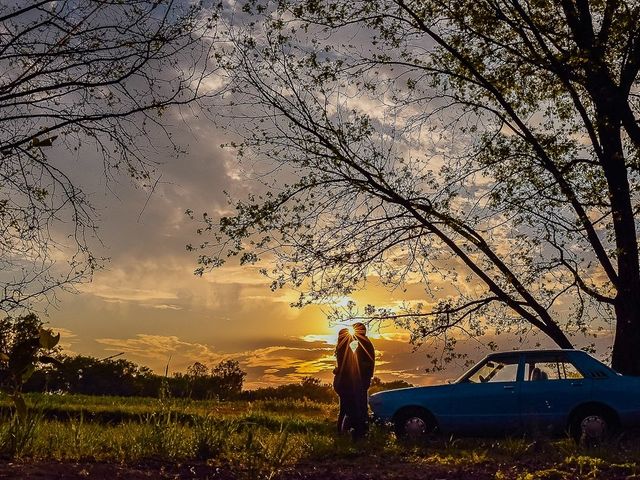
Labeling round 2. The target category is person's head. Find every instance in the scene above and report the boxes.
[336,328,350,352]
[531,367,541,381]
[353,322,367,336]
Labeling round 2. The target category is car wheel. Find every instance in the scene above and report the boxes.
[393,407,437,440]
[569,408,617,445]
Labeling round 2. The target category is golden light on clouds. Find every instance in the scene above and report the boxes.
[33,73,487,392]
[70,312,439,389]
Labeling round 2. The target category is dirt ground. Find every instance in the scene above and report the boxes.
[0,459,636,480]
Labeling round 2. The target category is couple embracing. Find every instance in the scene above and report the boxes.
[332,322,375,440]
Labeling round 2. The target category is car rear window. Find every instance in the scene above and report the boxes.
[525,358,584,381]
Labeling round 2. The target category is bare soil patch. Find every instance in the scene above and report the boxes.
[0,458,635,480]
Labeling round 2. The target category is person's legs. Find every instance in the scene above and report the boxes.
[342,390,358,437]
[337,393,347,432]
[360,387,370,433]
[351,387,369,440]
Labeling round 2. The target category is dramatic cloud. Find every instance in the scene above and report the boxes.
[86,328,445,388]
[39,9,610,392]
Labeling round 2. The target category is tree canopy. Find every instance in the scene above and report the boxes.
[193,0,640,374]
[0,0,215,312]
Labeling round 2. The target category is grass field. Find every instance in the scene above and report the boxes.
[2,393,640,479]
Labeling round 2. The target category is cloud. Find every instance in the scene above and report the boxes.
[300,334,337,344]
[88,326,449,389]
[91,333,338,387]
[375,332,411,342]
[79,285,179,303]
[148,304,183,310]
[95,334,224,371]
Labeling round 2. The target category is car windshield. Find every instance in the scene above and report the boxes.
[457,357,519,383]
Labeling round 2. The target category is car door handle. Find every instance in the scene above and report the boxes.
[503,385,515,390]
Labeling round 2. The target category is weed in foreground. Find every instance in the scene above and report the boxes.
[564,455,604,477]
[492,437,535,459]
[193,415,237,460]
[140,410,192,459]
[0,410,41,458]
[515,467,569,480]
[229,426,304,480]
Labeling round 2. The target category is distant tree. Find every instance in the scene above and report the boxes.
[194,1,640,374]
[211,359,245,400]
[23,354,249,400]
[0,0,216,312]
[369,376,414,394]
[242,377,336,403]
[185,361,211,398]
[36,354,157,397]
[187,361,209,378]
[300,376,322,387]
[0,313,59,415]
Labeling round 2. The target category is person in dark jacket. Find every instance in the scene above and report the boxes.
[332,328,359,432]
[352,322,375,439]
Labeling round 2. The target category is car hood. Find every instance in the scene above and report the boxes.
[370,383,455,400]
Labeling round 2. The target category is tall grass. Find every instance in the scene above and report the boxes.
[3,394,640,480]
[0,409,42,458]
[228,427,305,480]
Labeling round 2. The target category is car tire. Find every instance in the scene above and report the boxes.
[393,407,437,440]
[569,407,617,446]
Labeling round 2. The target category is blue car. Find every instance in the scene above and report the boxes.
[368,349,640,441]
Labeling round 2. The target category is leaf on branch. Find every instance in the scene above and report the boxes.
[10,394,27,419]
[39,328,60,350]
[31,136,58,147]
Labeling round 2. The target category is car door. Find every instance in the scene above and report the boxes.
[520,352,592,435]
[450,353,523,436]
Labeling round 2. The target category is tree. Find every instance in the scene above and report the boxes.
[185,361,210,398]
[193,1,640,374]
[0,0,216,312]
[187,361,210,379]
[0,313,59,415]
[241,377,335,402]
[211,359,245,399]
[369,377,414,394]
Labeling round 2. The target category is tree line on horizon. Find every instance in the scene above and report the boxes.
[21,353,410,402]
[22,355,247,401]
[1,314,411,402]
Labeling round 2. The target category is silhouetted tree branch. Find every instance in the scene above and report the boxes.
[0,0,217,312]
[194,1,640,373]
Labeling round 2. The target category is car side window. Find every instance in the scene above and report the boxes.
[525,359,584,381]
[466,359,519,383]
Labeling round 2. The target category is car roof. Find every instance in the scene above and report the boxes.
[485,349,593,360]
[487,349,583,355]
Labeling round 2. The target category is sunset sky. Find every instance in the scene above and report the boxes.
[35,103,457,389]
[38,95,613,388]
[27,2,616,390]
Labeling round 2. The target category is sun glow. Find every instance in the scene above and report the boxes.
[301,322,358,345]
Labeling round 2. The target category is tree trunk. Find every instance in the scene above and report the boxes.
[596,98,640,375]
[612,298,640,375]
